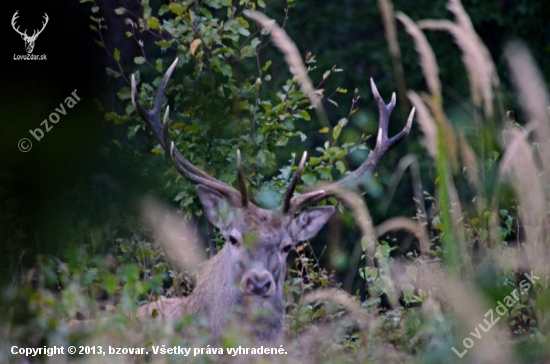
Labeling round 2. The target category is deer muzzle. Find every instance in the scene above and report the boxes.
[241,268,275,298]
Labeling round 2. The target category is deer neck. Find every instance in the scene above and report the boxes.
[186,244,284,343]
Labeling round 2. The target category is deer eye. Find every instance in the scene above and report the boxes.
[282,244,292,253]
[229,235,239,246]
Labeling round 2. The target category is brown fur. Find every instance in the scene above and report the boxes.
[137,194,334,344]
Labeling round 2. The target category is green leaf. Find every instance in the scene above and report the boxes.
[239,27,250,36]
[117,87,131,100]
[103,274,118,295]
[240,46,255,58]
[169,2,184,15]
[295,110,310,121]
[105,67,121,78]
[332,125,341,140]
[113,48,121,62]
[334,149,347,159]
[184,125,200,133]
[210,57,232,78]
[95,99,105,112]
[147,16,160,30]
[114,7,125,15]
[256,150,267,165]
[219,63,232,77]
[205,0,224,9]
[262,60,272,72]
[336,160,346,174]
[155,58,163,72]
[158,40,172,48]
[301,173,317,186]
[158,4,170,15]
[250,38,261,49]
[134,56,146,65]
[104,112,119,121]
[310,157,321,166]
[318,167,332,181]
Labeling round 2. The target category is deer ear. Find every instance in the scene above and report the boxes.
[197,185,236,229]
[290,206,334,241]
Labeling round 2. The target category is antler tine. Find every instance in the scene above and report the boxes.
[132,58,242,205]
[236,150,249,207]
[370,78,415,155]
[131,60,178,142]
[153,58,178,116]
[11,11,26,36]
[35,13,49,36]
[161,105,171,148]
[282,151,307,214]
[371,78,393,147]
[131,59,207,178]
[287,78,414,214]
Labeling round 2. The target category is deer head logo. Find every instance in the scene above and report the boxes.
[11,11,49,54]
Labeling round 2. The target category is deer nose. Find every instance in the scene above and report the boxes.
[247,276,271,296]
[242,269,274,297]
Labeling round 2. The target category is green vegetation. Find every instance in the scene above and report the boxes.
[2,0,550,362]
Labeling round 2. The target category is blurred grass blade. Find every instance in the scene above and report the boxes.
[141,196,205,273]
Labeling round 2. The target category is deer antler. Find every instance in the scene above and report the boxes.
[131,58,245,206]
[11,11,26,37]
[32,13,49,39]
[282,151,307,213]
[11,11,48,40]
[132,58,413,212]
[284,79,415,214]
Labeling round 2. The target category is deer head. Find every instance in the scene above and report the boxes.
[132,59,414,343]
[11,11,49,54]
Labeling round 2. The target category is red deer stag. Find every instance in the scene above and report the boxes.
[133,59,414,344]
